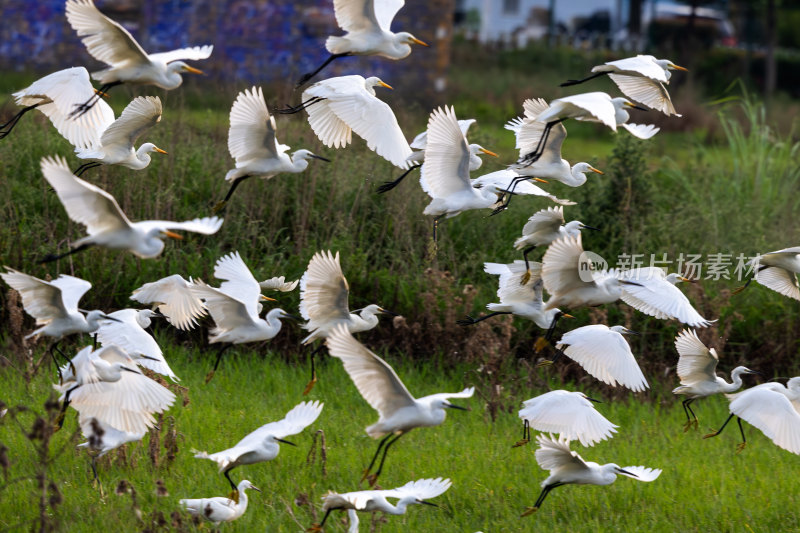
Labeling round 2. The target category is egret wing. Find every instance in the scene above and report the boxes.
[0,269,76,323]
[66,0,150,68]
[595,55,669,82]
[386,477,452,501]
[620,268,712,327]
[189,281,259,332]
[620,122,660,140]
[135,216,224,236]
[618,465,662,481]
[608,74,677,116]
[728,385,800,454]
[99,96,162,160]
[521,206,565,237]
[131,274,207,330]
[534,434,588,473]
[420,387,475,407]
[754,267,800,301]
[541,234,595,297]
[420,106,472,198]
[148,45,213,64]
[673,329,719,385]
[303,81,354,150]
[558,325,649,392]
[212,251,262,318]
[299,250,350,327]
[259,276,299,292]
[332,0,381,33]
[484,261,541,304]
[235,401,324,450]
[538,93,616,130]
[228,86,280,163]
[326,325,416,416]
[374,0,406,31]
[519,390,618,447]
[40,156,132,236]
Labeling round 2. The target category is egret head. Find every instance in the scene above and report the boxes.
[610,325,639,336]
[572,162,603,176]
[139,143,168,156]
[239,480,261,493]
[169,61,205,76]
[397,32,429,48]
[665,273,694,285]
[365,77,393,91]
[292,149,331,164]
[468,144,498,158]
[611,464,637,477]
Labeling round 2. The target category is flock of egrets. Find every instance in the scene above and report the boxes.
[2,0,800,530]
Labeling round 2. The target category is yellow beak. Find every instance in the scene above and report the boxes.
[377,81,393,90]
[183,66,205,75]
[533,177,548,183]
[93,88,110,99]
[679,276,696,283]
[260,295,277,302]
[670,64,689,72]
[162,230,183,240]
[562,313,575,319]
[479,148,499,158]
[411,37,429,47]
[589,166,604,175]
[154,147,168,154]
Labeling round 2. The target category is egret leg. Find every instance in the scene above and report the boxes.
[360,433,394,482]
[490,175,530,216]
[296,53,351,87]
[513,419,531,447]
[521,482,564,516]
[376,164,421,194]
[303,344,325,395]
[74,162,102,177]
[457,311,512,326]
[0,105,39,140]
[367,433,404,486]
[732,265,768,295]
[224,468,238,491]
[55,385,79,430]
[70,81,122,118]
[213,175,252,213]
[735,417,747,453]
[277,97,326,115]
[543,312,562,344]
[90,456,99,485]
[559,72,607,87]
[521,246,537,285]
[306,508,333,532]
[39,243,94,264]
[703,413,734,440]
[205,344,234,383]
[682,399,699,431]
[432,215,445,243]
[49,343,65,384]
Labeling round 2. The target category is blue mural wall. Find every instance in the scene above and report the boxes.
[0,0,455,99]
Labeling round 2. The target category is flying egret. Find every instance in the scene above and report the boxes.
[561,55,687,116]
[672,329,759,431]
[619,267,714,327]
[705,377,800,455]
[521,92,658,166]
[78,416,146,483]
[284,75,412,169]
[39,156,223,262]
[457,261,568,330]
[513,206,598,282]
[299,250,395,393]
[94,308,178,381]
[71,96,166,176]
[522,434,661,515]
[54,345,176,434]
[549,325,649,392]
[214,86,330,212]
[65,0,211,113]
[188,251,293,381]
[515,390,618,448]
[259,276,300,293]
[326,325,473,485]
[734,247,800,300]
[180,480,260,523]
[195,400,323,491]
[296,0,428,86]
[0,267,117,379]
[1,67,110,145]
[377,118,496,193]
[130,274,207,331]
[307,477,451,532]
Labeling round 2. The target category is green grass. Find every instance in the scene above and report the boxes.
[2,344,799,532]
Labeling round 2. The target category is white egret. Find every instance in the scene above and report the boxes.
[66,0,211,113]
[39,156,223,262]
[561,55,687,116]
[0,267,117,379]
[259,276,300,292]
[180,480,260,523]
[285,75,412,169]
[308,477,452,532]
[71,95,166,176]
[55,345,176,434]
[195,400,323,490]
[297,0,428,86]
[521,92,658,166]
[326,325,473,485]
[705,377,800,454]
[457,261,567,330]
[1,67,110,145]
[734,247,800,300]
[78,416,146,482]
[188,251,293,381]
[377,118,496,193]
[130,274,206,331]
[550,325,649,392]
[513,206,598,281]
[94,308,178,381]
[522,434,661,515]
[673,329,759,431]
[515,390,618,447]
[214,86,330,211]
[299,250,394,393]
[619,267,714,327]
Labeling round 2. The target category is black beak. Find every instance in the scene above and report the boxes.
[138,355,160,361]
[631,105,648,112]
[276,437,296,447]
[283,313,302,321]
[310,154,331,162]
[379,308,399,317]
[617,468,637,477]
[417,500,439,508]
[619,280,643,287]
[585,396,603,403]
[445,403,470,411]
[625,329,641,336]
[120,366,140,374]
[581,225,600,231]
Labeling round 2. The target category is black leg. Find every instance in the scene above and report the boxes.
[90,456,99,484]
[544,313,562,344]
[39,243,94,264]
[704,413,734,439]
[303,344,324,395]
[0,105,38,139]
[277,97,326,115]
[296,53,351,88]
[457,311,512,326]
[522,246,537,272]
[70,81,123,118]
[74,162,102,177]
[432,215,444,243]
[224,468,238,491]
[213,175,253,212]
[736,417,747,452]
[376,164,421,194]
[56,385,79,430]
[49,343,65,383]
[369,433,403,484]
[733,265,768,295]
[361,433,394,482]
[213,344,233,372]
[559,72,607,87]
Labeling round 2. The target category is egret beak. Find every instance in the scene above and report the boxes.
[183,66,205,75]
[282,313,301,321]
[670,63,689,72]
[619,280,643,287]
[410,37,429,47]
[161,230,183,240]
[378,307,399,317]
[629,104,649,111]
[120,366,140,374]
[747,369,762,376]
[153,147,168,154]
[275,437,296,447]
[579,225,600,231]
[417,500,438,507]
[377,81,393,90]
[589,166,604,175]
[585,396,603,403]
[479,148,499,158]
[445,403,470,411]
[93,89,110,99]
[260,295,277,302]
[679,276,696,283]
[310,154,331,162]
[99,314,123,323]
[138,355,160,361]
[624,329,641,336]
[533,177,548,183]
[250,485,262,493]
[616,468,637,477]
[562,313,575,319]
